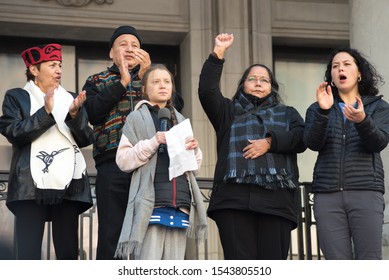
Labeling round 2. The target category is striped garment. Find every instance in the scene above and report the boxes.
[86,66,143,159]
[149,207,189,229]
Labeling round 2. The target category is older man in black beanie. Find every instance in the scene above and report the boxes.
[81,25,151,260]
[108,25,141,49]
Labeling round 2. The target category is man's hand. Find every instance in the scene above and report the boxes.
[134,48,151,79]
[119,55,131,88]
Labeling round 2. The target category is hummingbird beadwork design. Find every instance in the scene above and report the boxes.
[36,148,70,173]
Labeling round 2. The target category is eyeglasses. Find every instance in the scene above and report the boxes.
[246,76,271,84]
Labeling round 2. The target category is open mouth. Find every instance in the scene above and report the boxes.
[339,74,347,81]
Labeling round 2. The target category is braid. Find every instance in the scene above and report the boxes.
[167,105,178,126]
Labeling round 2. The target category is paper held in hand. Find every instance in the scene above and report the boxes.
[165,119,198,180]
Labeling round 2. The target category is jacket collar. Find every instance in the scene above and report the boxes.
[108,63,140,76]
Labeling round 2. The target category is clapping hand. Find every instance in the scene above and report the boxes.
[44,86,56,114]
[69,90,86,118]
[134,48,151,79]
[343,96,366,123]
[316,82,334,110]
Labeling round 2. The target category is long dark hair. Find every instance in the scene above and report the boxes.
[232,63,282,103]
[324,47,384,97]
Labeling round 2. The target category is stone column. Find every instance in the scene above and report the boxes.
[183,0,253,179]
[215,0,251,99]
[61,45,76,93]
[349,0,389,258]
[181,0,216,179]
[251,0,273,69]
[181,0,222,260]
[182,0,254,259]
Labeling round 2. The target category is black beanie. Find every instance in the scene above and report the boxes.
[109,25,142,49]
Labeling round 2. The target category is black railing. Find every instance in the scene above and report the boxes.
[297,182,322,259]
[0,171,322,260]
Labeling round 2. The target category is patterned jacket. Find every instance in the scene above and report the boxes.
[82,64,143,166]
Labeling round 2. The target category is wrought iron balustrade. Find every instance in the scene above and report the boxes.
[0,171,321,260]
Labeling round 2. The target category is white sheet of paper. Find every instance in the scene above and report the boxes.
[165,119,198,180]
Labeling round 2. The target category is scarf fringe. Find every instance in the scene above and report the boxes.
[114,225,208,260]
[224,168,296,190]
[115,241,141,260]
[35,188,67,205]
[34,174,87,205]
[186,224,208,243]
[226,167,289,177]
[66,176,86,196]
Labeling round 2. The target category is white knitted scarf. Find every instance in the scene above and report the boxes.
[25,81,86,193]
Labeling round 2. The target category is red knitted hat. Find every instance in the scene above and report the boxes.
[21,43,62,68]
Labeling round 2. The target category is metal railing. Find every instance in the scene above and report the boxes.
[0,171,321,260]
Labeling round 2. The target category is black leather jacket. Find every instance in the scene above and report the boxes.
[0,87,94,215]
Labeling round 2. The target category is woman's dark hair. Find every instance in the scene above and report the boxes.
[25,64,40,82]
[324,47,384,97]
[232,63,282,103]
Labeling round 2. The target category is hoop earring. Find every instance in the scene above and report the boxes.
[358,76,362,82]
[331,81,335,87]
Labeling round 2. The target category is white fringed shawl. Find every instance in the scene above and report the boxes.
[26,81,86,203]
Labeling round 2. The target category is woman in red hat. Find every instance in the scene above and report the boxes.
[0,44,94,259]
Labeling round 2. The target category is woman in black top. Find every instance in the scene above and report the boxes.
[0,43,94,259]
[198,33,306,259]
[304,47,389,259]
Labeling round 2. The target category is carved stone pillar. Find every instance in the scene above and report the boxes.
[350,0,389,259]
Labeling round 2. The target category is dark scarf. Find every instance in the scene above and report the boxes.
[224,92,296,190]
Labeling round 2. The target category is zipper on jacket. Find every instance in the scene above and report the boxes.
[172,177,177,208]
[128,71,134,111]
[339,112,347,191]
